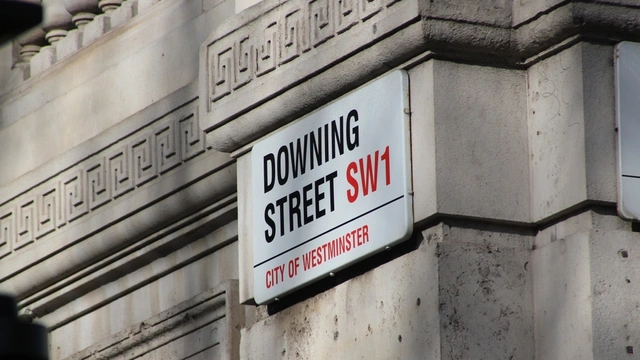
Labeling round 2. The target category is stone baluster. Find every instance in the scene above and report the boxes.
[98,0,122,13]
[41,0,73,44]
[15,0,46,63]
[63,0,101,29]
[16,27,47,63]
[29,0,72,76]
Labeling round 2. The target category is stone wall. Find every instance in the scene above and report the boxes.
[1,0,640,359]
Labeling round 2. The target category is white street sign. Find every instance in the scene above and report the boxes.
[251,70,413,304]
[616,42,640,220]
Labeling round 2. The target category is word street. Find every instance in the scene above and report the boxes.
[262,109,361,242]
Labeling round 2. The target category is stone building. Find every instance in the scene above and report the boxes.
[1,0,640,358]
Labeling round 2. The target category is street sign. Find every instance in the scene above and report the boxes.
[251,70,413,304]
[616,42,640,220]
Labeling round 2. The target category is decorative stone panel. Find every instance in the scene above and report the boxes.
[199,0,417,137]
[0,98,207,258]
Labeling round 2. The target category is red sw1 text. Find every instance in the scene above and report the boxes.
[346,146,391,203]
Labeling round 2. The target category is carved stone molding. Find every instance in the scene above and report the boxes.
[0,99,206,263]
[199,0,415,138]
[0,83,238,301]
[199,0,640,153]
[64,280,243,360]
[30,198,237,330]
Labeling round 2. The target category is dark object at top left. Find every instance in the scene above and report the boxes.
[0,0,43,44]
[0,293,49,360]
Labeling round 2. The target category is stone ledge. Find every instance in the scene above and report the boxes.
[22,196,237,330]
[64,280,243,360]
[532,229,640,359]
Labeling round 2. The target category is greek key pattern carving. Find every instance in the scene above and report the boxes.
[0,208,15,259]
[206,0,397,104]
[0,101,207,256]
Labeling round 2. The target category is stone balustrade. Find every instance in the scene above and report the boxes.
[63,0,100,28]
[42,0,73,44]
[16,27,47,64]
[14,0,163,79]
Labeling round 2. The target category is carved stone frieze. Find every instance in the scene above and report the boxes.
[0,99,207,261]
[200,0,640,153]
[199,0,413,137]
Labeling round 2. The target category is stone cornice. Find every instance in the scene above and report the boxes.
[25,197,238,330]
[199,0,640,153]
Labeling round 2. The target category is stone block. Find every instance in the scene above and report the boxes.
[528,43,616,222]
[438,224,534,359]
[433,61,530,223]
[426,0,512,28]
[582,44,616,205]
[590,230,640,359]
[532,231,594,360]
[528,45,586,222]
[82,14,111,47]
[242,223,534,359]
[55,29,82,61]
[109,0,138,28]
[528,45,587,221]
[533,229,640,359]
[29,45,56,76]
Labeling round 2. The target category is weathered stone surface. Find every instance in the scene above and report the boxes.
[433,61,529,223]
[241,224,534,359]
[31,200,237,329]
[54,280,243,360]
[82,14,111,46]
[408,59,530,224]
[30,45,56,76]
[438,224,534,359]
[533,229,640,359]
[528,43,616,223]
[590,230,640,359]
[55,29,82,61]
[535,208,629,249]
[241,227,441,360]
[532,231,593,360]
